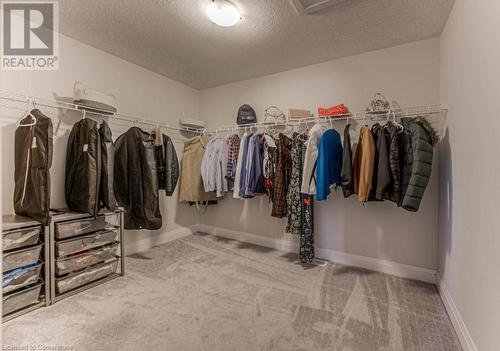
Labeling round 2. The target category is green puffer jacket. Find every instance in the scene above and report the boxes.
[399,117,437,212]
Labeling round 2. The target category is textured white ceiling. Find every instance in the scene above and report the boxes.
[59,0,454,89]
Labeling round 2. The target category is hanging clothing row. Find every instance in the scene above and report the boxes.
[13,108,181,231]
[194,115,438,262]
[68,122,180,230]
[12,105,437,250]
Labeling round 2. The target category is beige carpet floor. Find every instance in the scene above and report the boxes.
[2,233,461,351]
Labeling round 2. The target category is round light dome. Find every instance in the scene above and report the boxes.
[206,1,241,27]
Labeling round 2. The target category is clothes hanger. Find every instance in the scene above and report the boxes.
[297,121,309,141]
[299,118,308,134]
[16,98,37,127]
[393,110,404,132]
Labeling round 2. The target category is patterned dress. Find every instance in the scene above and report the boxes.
[286,133,306,234]
[300,142,315,263]
[271,134,292,218]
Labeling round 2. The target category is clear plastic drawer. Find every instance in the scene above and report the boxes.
[2,262,43,294]
[55,214,119,240]
[56,242,119,275]
[56,259,119,294]
[2,283,42,316]
[3,245,42,272]
[3,226,41,251]
[55,230,118,257]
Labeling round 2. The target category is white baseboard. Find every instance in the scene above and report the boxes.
[124,227,193,255]
[191,224,299,253]
[315,247,437,284]
[191,224,436,284]
[437,275,478,351]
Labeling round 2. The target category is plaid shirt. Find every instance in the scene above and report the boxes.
[271,133,293,218]
[226,134,241,179]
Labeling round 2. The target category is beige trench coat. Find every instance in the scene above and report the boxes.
[179,135,218,202]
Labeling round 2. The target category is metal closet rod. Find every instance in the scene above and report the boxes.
[0,90,445,135]
[203,104,446,134]
[0,89,203,134]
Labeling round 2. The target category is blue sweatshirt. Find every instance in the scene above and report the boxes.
[316,129,343,201]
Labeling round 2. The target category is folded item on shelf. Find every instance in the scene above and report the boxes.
[288,108,311,119]
[317,104,350,117]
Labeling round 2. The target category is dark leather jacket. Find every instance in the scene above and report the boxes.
[114,127,162,230]
[65,119,116,217]
[371,123,391,201]
[153,133,179,196]
[341,124,354,198]
[14,109,53,225]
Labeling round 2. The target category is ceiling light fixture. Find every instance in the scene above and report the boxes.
[206,0,241,27]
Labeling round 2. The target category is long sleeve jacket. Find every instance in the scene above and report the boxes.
[341,124,354,198]
[353,125,376,203]
[114,127,161,230]
[201,137,228,198]
[399,117,435,212]
[154,134,179,196]
[301,124,327,194]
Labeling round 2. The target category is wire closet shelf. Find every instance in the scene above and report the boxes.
[0,89,203,134]
[0,90,447,140]
[204,104,447,141]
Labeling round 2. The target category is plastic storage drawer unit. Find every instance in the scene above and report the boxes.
[55,243,119,275]
[3,226,41,251]
[3,245,42,272]
[55,215,119,240]
[3,262,43,293]
[55,230,118,257]
[2,283,42,316]
[56,259,119,294]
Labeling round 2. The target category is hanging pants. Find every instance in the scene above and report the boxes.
[300,194,314,263]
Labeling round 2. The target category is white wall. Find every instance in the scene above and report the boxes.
[439,1,500,350]
[199,38,441,270]
[0,33,200,254]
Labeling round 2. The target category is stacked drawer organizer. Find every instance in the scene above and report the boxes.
[49,209,125,303]
[2,215,50,321]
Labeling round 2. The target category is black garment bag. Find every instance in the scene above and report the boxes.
[65,118,116,216]
[14,109,53,225]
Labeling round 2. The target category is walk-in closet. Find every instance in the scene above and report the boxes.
[0,0,498,350]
